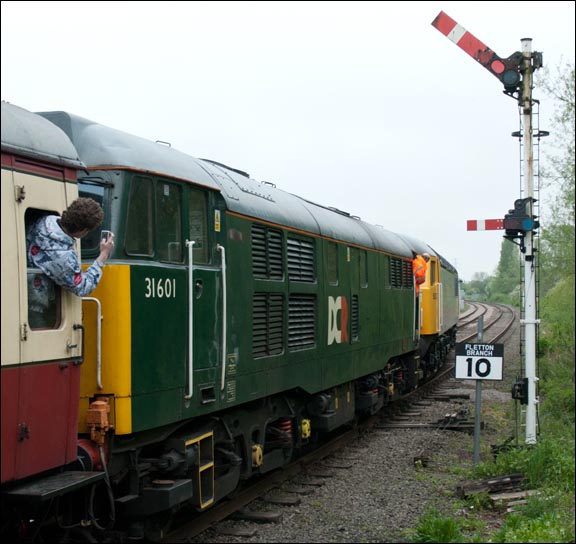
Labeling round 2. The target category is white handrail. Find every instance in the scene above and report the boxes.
[217,244,227,391]
[82,297,103,389]
[185,240,195,400]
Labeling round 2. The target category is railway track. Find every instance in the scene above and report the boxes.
[458,301,516,344]
[160,302,517,543]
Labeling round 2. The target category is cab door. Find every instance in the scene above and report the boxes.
[421,256,440,335]
[184,188,224,411]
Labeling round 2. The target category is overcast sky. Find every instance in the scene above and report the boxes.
[2,1,574,281]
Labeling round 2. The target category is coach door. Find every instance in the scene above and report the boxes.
[9,167,82,479]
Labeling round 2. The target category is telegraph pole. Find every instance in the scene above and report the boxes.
[432,12,543,444]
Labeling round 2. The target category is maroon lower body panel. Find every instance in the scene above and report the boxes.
[1,361,81,483]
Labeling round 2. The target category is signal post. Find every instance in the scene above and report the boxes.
[518,38,538,445]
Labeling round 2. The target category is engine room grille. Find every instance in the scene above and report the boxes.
[252,224,283,280]
[389,258,402,287]
[252,293,284,357]
[389,258,412,289]
[287,236,315,282]
[350,294,359,342]
[288,294,316,350]
[402,261,413,288]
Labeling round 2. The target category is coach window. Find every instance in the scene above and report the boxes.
[25,209,62,330]
[126,176,154,256]
[188,187,209,264]
[156,182,182,263]
[327,242,338,285]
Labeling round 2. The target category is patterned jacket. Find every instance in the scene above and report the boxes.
[27,215,103,297]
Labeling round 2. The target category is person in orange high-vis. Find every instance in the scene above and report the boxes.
[413,252,430,330]
[413,252,430,297]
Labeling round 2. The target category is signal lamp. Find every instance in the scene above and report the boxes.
[503,197,537,238]
[490,59,505,74]
[502,69,521,89]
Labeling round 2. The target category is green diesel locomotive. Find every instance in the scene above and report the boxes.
[33,110,458,538]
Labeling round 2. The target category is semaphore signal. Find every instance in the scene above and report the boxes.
[431,11,525,95]
[432,11,543,445]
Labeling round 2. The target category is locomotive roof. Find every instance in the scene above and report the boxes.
[197,159,413,257]
[1,102,85,169]
[37,111,222,192]
[38,110,416,258]
[397,233,458,274]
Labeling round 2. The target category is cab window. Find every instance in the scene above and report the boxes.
[125,176,154,256]
[430,261,436,285]
[79,182,106,252]
[188,187,209,264]
[156,182,182,263]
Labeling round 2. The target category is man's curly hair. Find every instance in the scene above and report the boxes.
[61,198,104,234]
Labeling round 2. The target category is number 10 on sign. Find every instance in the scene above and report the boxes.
[454,343,504,380]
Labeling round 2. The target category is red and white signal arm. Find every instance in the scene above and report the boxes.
[455,342,504,380]
[467,219,503,231]
[431,11,522,89]
[432,11,497,65]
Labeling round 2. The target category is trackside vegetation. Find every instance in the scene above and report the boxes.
[408,62,575,543]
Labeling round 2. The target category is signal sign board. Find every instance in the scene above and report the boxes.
[455,343,504,380]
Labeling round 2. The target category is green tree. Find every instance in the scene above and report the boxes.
[461,271,490,301]
[488,239,521,303]
[536,61,575,294]
[536,61,575,427]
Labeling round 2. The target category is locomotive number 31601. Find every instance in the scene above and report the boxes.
[144,277,176,298]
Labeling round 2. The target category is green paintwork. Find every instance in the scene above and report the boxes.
[55,109,454,438]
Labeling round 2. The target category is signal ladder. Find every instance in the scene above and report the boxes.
[513,99,546,441]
